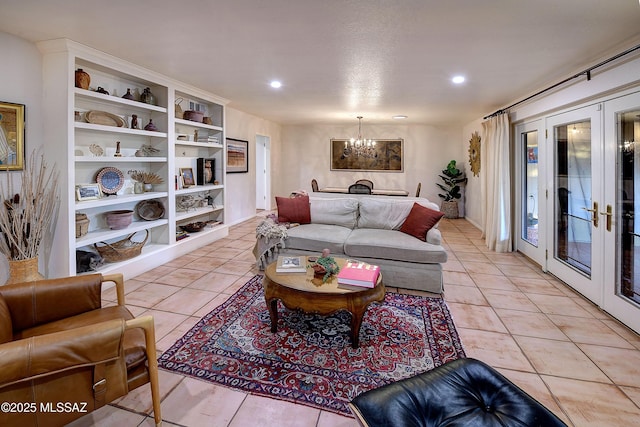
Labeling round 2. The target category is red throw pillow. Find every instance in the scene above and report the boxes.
[399,203,445,241]
[276,195,311,224]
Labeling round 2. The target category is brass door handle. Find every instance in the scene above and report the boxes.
[599,204,612,232]
[582,201,599,228]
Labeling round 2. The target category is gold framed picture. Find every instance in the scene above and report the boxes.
[180,167,195,187]
[0,101,25,171]
[330,138,403,172]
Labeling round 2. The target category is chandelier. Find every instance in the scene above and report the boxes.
[344,116,377,158]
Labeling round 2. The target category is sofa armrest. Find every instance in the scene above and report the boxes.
[0,318,126,389]
[0,274,125,332]
[426,227,442,245]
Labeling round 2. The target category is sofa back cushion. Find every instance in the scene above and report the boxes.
[310,197,359,229]
[276,195,311,224]
[357,197,441,230]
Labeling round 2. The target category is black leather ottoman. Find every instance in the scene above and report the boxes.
[349,358,567,427]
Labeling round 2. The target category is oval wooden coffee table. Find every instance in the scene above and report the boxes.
[263,257,385,348]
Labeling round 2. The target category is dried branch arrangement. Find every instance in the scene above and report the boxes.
[128,170,164,184]
[0,152,60,260]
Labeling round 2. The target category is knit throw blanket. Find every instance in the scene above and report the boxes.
[253,217,289,270]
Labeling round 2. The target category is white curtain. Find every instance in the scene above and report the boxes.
[481,113,512,252]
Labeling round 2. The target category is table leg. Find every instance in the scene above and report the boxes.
[350,309,365,349]
[267,298,279,333]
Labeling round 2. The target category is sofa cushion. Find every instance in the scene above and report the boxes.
[399,203,445,241]
[286,224,351,254]
[309,197,359,229]
[0,294,12,344]
[357,197,441,230]
[276,195,311,224]
[344,229,447,264]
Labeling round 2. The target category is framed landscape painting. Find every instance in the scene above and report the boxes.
[330,138,403,172]
[0,101,25,170]
[226,138,248,173]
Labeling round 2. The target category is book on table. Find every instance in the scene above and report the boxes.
[337,260,380,288]
[276,256,307,273]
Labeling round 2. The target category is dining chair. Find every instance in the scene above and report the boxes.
[355,179,374,190]
[415,182,421,197]
[311,179,319,192]
[348,183,372,194]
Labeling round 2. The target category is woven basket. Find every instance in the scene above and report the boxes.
[94,230,149,262]
[75,213,90,238]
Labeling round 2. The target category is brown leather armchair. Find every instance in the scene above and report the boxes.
[0,273,161,426]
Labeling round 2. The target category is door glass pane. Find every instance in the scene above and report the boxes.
[618,110,640,304]
[522,131,539,246]
[555,120,592,276]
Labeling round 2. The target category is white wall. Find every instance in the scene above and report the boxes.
[225,107,282,224]
[279,123,463,205]
[0,32,47,270]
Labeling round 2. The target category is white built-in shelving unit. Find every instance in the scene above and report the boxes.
[38,39,229,278]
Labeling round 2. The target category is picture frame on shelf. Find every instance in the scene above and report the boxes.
[196,158,215,185]
[180,167,195,187]
[0,101,25,171]
[226,138,248,173]
[76,183,102,201]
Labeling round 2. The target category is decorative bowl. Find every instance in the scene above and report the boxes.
[105,210,133,230]
[183,110,204,123]
[135,199,165,221]
[180,222,207,233]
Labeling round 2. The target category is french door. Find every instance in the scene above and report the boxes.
[516,120,546,268]
[545,105,604,305]
[523,95,640,334]
[602,92,640,333]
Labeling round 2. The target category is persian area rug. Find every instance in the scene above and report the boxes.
[158,275,465,416]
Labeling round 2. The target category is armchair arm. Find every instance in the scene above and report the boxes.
[0,318,126,389]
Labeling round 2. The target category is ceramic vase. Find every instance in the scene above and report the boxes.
[6,257,45,285]
[75,68,90,90]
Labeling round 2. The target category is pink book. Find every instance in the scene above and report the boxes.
[337,261,380,288]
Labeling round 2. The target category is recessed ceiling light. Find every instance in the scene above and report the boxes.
[452,75,465,84]
[393,115,408,119]
[270,80,282,88]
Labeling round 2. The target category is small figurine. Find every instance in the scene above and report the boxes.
[310,248,340,282]
[114,141,122,157]
[131,114,138,129]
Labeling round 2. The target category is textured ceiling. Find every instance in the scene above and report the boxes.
[1,0,639,126]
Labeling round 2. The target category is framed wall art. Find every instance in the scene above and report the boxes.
[330,138,403,172]
[0,101,25,170]
[226,138,248,173]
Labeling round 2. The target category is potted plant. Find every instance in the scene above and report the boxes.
[436,160,467,218]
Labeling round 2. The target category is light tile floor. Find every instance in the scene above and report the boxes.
[70,217,640,427]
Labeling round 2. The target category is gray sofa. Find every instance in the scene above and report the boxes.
[279,195,447,294]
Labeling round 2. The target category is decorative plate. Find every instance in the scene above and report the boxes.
[96,167,124,195]
[89,143,104,156]
[136,199,165,221]
[85,110,127,127]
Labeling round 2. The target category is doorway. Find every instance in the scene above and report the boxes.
[516,97,640,334]
[515,120,546,268]
[255,134,271,211]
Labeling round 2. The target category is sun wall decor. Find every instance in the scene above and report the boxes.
[468,131,481,177]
